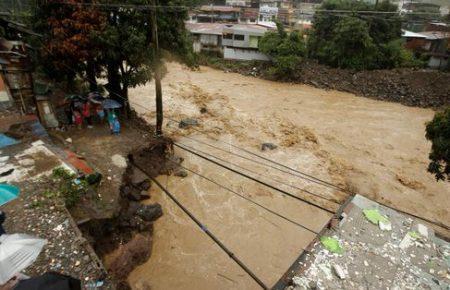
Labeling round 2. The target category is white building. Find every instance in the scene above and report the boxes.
[185,22,270,61]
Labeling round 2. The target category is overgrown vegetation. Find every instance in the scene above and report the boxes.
[49,167,89,208]
[425,107,450,181]
[259,22,306,79]
[308,0,420,70]
[32,0,196,104]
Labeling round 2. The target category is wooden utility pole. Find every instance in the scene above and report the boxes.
[151,0,163,137]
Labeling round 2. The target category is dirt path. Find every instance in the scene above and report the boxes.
[127,62,450,289]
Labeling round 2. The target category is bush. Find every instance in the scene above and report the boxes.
[259,22,306,79]
[425,107,450,181]
[309,0,420,70]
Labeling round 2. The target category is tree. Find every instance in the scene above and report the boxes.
[326,17,377,70]
[94,0,196,108]
[259,22,306,78]
[308,0,414,70]
[33,0,105,89]
[425,107,450,181]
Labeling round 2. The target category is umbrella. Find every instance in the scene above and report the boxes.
[0,234,47,284]
[0,184,20,206]
[64,94,86,102]
[88,94,105,105]
[14,272,81,290]
[102,99,122,109]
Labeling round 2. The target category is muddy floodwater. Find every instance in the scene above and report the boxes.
[127,63,450,289]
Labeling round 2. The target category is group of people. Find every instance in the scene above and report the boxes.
[66,93,121,135]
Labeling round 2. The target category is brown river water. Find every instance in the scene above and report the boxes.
[127,62,450,289]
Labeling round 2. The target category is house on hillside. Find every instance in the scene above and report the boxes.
[197,5,241,23]
[185,23,224,55]
[186,23,270,61]
[402,29,450,69]
[222,24,269,60]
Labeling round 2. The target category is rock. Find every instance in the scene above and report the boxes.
[261,143,277,151]
[139,191,150,200]
[179,118,199,129]
[65,138,72,143]
[200,107,208,114]
[112,154,128,168]
[174,168,188,178]
[135,179,151,191]
[333,264,346,279]
[379,220,392,231]
[108,234,152,280]
[136,204,163,222]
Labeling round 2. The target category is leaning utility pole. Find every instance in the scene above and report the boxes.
[151,0,163,137]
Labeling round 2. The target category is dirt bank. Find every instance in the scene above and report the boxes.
[127,62,449,289]
[200,57,450,109]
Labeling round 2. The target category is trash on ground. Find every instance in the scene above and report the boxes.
[320,236,344,254]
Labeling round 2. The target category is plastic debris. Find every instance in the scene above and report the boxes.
[333,264,346,279]
[320,236,344,254]
[363,208,389,224]
[417,224,428,238]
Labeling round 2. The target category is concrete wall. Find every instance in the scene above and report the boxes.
[224,47,269,61]
[428,56,449,69]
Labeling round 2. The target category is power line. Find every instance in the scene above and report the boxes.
[118,131,321,234]
[174,161,320,234]
[47,1,446,16]
[168,126,351,195]
[175,142,336,214]
[130,159,269,290]
[173,137,341,206]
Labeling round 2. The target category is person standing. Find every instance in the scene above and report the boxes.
[107,109,116,134]
[82,102,93,129]
[73,110,83,129]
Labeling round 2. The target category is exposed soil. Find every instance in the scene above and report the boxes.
[200,57,450,109]
[126,61,450,289]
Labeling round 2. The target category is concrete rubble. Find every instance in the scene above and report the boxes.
[1,139,112,288]
[286,195,450,290]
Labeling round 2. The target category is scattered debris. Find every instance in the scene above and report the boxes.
[111,154,127,169]
[178,118,199,129]
[332,264,346,280]
[261,142,278,151]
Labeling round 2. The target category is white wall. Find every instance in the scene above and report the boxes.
[428,56,448,69]
[224,47,269,61]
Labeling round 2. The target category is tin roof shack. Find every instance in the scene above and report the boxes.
[197,5,241,23]
[402,29,450,69]
[222,24,269,61]
[0,38,35,113]
[185,23,224,55]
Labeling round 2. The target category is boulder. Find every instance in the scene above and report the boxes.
[261,143,278,151]
[179,118,199,129]
[136,204,163,222]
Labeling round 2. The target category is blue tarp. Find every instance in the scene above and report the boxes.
[0,134,20,149]
[0,184,20,206]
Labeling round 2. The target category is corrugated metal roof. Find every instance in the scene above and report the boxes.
[420,31,450,40]
[402,30,427,38]
[185,22,268,36]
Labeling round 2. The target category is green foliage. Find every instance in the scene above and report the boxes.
[326,17,377,70]
[379,40,424,69]
[51,167,87,208]
[425,107,450,181]
[309,0,417,70]
[259,22,306,78]
[94,0,196,103]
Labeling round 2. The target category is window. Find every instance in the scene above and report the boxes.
[234,34,245,41]
[223,33,233,39]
